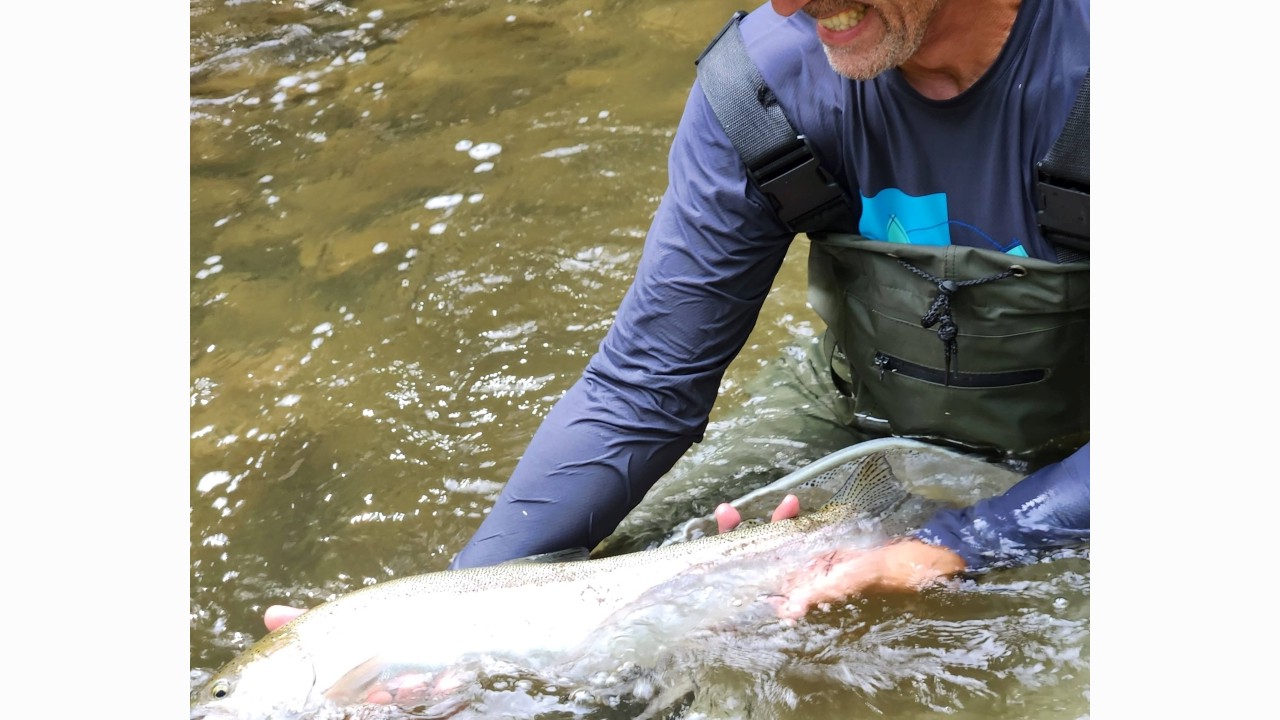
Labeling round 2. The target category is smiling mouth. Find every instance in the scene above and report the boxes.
[816,4,868,31]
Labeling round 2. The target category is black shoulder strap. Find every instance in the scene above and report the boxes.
[694,12,855,234]
[1036,70,1090,259]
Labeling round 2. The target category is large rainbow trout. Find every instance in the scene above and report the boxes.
[191,450,916,720]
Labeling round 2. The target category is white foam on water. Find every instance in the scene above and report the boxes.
[468,142,502,160]
[426,193,464,210]
[196,471,232,494]
[540,144,589,159]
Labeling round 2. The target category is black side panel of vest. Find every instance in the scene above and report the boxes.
[1036,70,1090,260]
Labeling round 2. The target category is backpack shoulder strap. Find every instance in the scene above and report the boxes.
[1036,70,1090,259]
[694,12,854,234]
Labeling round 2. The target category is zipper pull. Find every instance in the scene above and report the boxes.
[874,352,888,380]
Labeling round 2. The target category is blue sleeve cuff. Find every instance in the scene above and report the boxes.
[911,443,1090,571]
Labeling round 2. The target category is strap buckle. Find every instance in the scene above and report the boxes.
[1035,167,1089,251]
[751,134,847,231]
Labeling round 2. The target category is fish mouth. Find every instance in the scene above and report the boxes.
[189,697,288,720]
[189,706,253,720]
[189,701,315,720]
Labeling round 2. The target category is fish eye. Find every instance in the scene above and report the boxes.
[211,679,231,699]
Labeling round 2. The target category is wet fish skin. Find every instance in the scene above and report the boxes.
[190,452,906,720]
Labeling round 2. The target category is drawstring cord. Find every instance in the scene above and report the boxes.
[895,259,1016,386]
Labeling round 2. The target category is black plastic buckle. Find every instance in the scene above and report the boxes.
[695,10,748,66]
[1035,175,1089,250]
[751,134,847,231]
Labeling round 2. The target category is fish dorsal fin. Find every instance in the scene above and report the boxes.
[822,453,906,518]
[498,547,591,565]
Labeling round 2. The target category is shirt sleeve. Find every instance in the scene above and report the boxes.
[450,79,795,569]
[912,442,1090,571]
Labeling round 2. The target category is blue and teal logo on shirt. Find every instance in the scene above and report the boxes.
[860,188,1028,257]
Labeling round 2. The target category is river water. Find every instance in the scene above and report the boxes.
[189,1,1089,717]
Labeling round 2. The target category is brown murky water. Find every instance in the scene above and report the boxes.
[190,1,1088,717]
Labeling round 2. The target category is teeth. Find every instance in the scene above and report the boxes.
[818,7,867,31]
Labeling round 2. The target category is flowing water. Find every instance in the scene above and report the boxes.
[190,1,1089,717]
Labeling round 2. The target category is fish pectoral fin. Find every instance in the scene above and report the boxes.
[498,546,591,564]
[322,655,396,703]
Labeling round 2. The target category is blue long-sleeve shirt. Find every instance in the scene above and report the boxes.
[915,444,1090,569]
[453,0,1090,571]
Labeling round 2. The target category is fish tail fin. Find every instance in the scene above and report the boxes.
[825,453,907,518]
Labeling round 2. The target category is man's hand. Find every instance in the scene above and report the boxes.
[714,496,966,618]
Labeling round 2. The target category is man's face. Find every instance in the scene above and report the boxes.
[772,0,943,80]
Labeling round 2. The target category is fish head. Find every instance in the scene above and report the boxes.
[190,631,325,720]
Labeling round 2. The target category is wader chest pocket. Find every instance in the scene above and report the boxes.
[871,351,1046,388]
[809,236,1088,458]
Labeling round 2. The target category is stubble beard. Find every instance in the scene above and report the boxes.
[810,0,942,81]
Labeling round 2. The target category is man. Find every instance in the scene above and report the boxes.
[266,0,1090,630]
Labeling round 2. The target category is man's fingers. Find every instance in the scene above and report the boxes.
[264,604,306,632]
[714,503,742,533]
[717,495,800,534]
[771,494,800,522]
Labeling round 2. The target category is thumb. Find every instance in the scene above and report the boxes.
[264,604,306,632]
